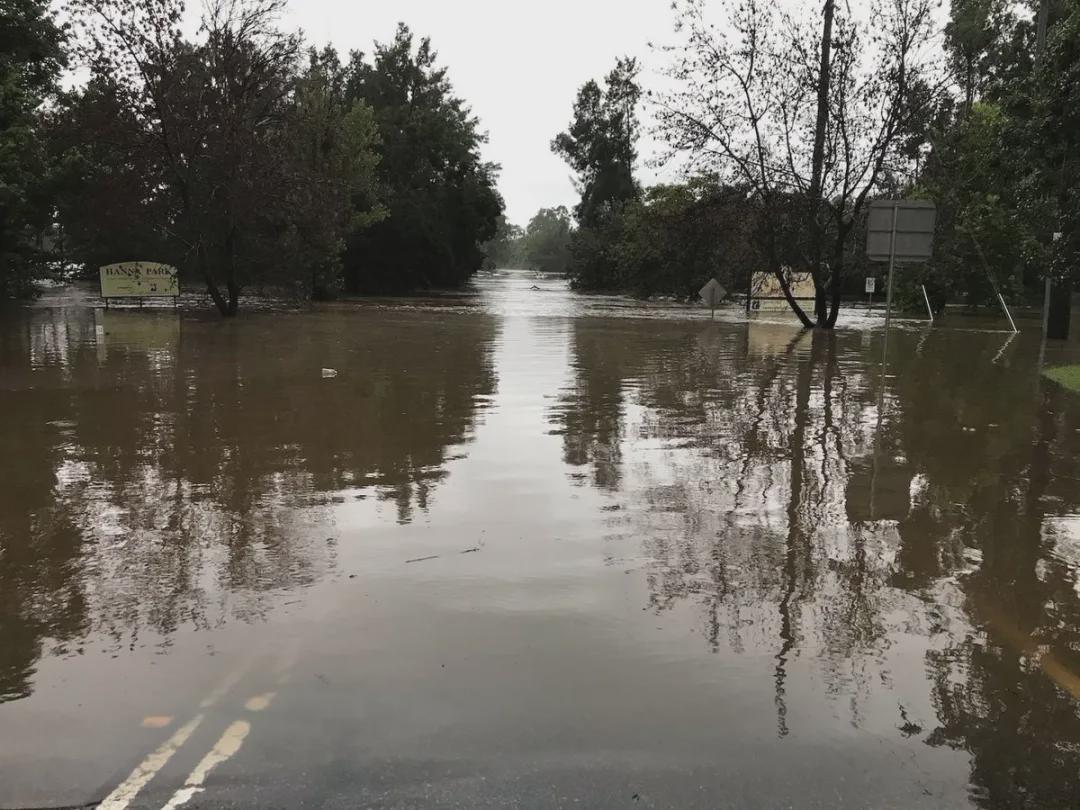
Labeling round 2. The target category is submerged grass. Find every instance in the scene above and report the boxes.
[1044,365,1080,393]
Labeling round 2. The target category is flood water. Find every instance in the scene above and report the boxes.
[3,271,1080,808]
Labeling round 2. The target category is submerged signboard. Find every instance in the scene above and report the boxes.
[100,262,179,298]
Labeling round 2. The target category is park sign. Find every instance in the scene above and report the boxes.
[866,200,936,263]
[100,262,179,299]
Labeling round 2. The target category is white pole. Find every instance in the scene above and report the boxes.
[881,203,899,368]
[997,291,1019,334]
[921,284,934,323]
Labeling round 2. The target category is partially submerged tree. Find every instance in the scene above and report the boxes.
[0,0,66,298]
[482,215,525,268]
[519,206,572,275]
[343,25,503,294]
[66,0,305,315]
[279,46,384,299]
[552,57,642,290]
[615,179,758,299]
[654,0,940,328]
[552,57,642,229]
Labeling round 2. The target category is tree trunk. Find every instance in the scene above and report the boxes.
[198,244,231,317]
[824,233,847,328]
[804,0,835,328]
[775,268,816,329]
[814,284,829,325]
[226,279,240,317]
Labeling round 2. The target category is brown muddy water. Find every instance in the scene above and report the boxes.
[2,271,1080,809]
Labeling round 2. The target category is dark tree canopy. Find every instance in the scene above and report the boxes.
[552,57,641,229]
[0,0,66,298]
[342,24,503,294]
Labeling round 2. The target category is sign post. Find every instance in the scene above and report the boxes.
[867,200,937,360]
[865,277,876,310]
[867,200,936,523]
[699,278,727,320]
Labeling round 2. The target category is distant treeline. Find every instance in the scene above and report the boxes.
[5,0,1080,324]
[2,0,501,314]
[531,0,1080,325]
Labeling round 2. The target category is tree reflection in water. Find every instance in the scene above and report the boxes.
[552,317,1080,806]
[0,300,496,703]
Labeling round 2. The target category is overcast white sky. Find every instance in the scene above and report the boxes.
[278,0,678,226]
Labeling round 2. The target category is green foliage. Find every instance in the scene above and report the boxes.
[45,76,173,274]
[278,47,385,299]
[907,0,1080,312]
[945,0,1010,110]
[482,215,524,268]
[1023,1,1080,286]
[916,103,1033,307]
[552,57,640,229]
[0,0,66,298]
[44,7,495,313]
[342,24,503,294]
[1044,364,1080,393]
[519,207,572,274]
[614,181,756,298]
[561,178,760,297]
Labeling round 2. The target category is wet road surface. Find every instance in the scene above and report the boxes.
[3,272,1080,808]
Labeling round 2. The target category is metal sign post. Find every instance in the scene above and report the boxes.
[867,200,937,435]
[921,285,935,323]
[867,200,937,351]
[865,277,876,310]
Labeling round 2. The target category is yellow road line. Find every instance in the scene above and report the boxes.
[97,715,204,810]
[160,720,252,810]
[244,692,276,712]
[199,659,253,709]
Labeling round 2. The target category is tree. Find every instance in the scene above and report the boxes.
[66,0,305,316]
[944,0,1009,114]
[615,179,757,299]
[343,24,503,293]
[0,0,66,299]
[278,47,383,299]
[1019,0,1080,325]
[46,75,173,276]
[519,206,572,274]
[654,0,940,329]
[552,57,641,229]
[552,57,642,292]
[916,103,1032,309]
[482,215,524,268]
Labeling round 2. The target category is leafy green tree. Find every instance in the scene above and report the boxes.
[1020,0,1080,291]
[552,57,642,291]
[343,24,503,293]
[0,0,66,299]
[945,0,1010,113]
[482,215,524,268]
[615,180,757,299]
[279,47,384,299]
[45,76,172,276]
[65,0,307,315]
[519,206,572,274]
[916,103,1032,308]
[552,57,640,229]
[655,0,938,328]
